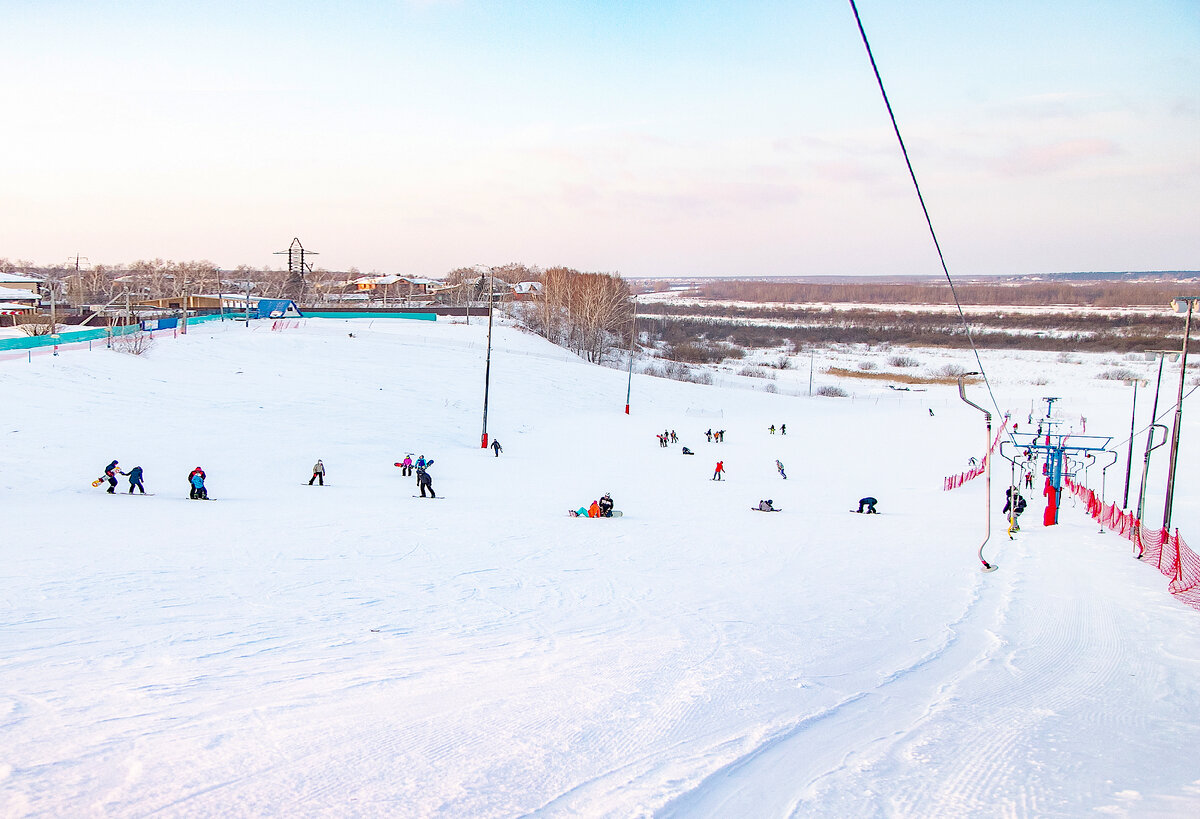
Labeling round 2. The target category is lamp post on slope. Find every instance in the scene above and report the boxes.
[1163,297,1199,532]
[480,266,495,448]
[625,295,636,414]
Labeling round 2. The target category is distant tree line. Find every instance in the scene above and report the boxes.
[687,280,1200,308]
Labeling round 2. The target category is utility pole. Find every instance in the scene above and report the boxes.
[481,267,495,448]
[625,296,637,414]
[1163,297,1198,532]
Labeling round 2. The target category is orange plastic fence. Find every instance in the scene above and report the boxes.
[1064,477,1199,612]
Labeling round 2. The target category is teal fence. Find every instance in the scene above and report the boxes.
[0,313,241,352]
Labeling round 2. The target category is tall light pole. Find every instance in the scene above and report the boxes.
[625,295,637,414]
[1136,350,1174,529]
[480,266,495,448]
[1163,297,1199,532]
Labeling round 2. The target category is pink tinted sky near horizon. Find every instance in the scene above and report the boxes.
[0,0,1196,277]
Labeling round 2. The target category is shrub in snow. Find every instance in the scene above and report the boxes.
[932,363,968,378]
[887,355,919,368]
[738,366,775,380]
[859,361,877,371]
[1097,367,1138,381]
[815,385,848,397]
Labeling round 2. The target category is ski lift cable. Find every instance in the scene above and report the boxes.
[848,1,1007,431]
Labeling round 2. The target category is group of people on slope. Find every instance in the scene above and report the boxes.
[100,460,146,494]
[572,493,615,518]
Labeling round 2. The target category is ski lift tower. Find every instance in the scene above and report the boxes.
[1010,400,1111,525]
[274,238,318,306]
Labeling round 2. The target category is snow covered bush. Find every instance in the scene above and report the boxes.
[887,355,919,367]
[113,331,155,356]
[859,361,877,371]
[815,385,848,397]
[1097,367,1138,381]
[932,363,968,378]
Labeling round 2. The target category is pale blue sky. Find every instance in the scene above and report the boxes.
[2,1,1196,276]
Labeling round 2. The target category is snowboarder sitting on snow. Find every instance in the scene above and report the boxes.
[758,499,776,512]
[598,493,614,517]
[189,468,208,500]
[491,439,502,457]
[856,497,878,514]
[102,459,120,494]
[588,500,601,518]
[309,459,325,485]
[121,465,145,494]
[416,465,435,498]
[681,446,694,455]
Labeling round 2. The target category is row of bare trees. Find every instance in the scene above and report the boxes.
[515,266,633,363]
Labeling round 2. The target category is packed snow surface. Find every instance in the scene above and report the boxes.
[3,318,1199,818]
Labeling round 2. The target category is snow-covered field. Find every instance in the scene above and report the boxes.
[3,317,1199,818]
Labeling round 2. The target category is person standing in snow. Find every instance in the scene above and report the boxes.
[188,467,206,499]
[776,460,787,479]
[706,429,713,443]
[491,439,502,457]
[101,460,120,494]
[189,468,209,500]
[309,459,325,485]
[416,465,435,498]
[713,460,725,481]
[780,424,786,435]
[121,465,146,494]
[769,425,776,435]
[400,455,414,476]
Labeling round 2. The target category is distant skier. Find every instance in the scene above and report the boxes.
[189,468,209,500]
[121,465,146,494]
[776,459,787,479]
[101,460,120,494]
[416,465,435,498]
[706,429,713,443]
[769,425,775,435]
[717,430,725,442]
[780,424,786,435]
[309,459,325,486]
[598,493,614,517]
[855,496,879,514]
[1024,471,1033,490]
[491,439,502,457]
[670,430,677,443]
[713,460,725,481]
[400,455,413,477]
[929,408,935,417]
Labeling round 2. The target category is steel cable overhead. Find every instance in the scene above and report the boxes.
[848,0,1007,428]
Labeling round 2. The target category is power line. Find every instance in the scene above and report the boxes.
[848,0,1006,426]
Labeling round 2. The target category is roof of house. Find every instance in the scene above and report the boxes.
[0,272,41,284]
[0,286,39,301]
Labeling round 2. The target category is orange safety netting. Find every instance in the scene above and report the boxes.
[1064,477,1200,612]
[943,422,1009,491]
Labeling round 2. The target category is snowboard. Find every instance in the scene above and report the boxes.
[91,477,107,487]
[850,510,881,514]
[751,507,781,512]
[118,492,155,496]
[569,510,622,517]
[412,495,443,499]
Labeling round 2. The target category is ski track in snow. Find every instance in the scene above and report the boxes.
[2,318,1199,818]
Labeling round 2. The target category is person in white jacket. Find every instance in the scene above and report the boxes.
[309,460,325,486]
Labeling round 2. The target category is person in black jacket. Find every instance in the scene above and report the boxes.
[102,460,120,494]
[122,465,146,494]
[416,466,435,498]
[598,493,614,517]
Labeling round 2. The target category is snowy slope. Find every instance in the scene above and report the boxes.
[2,318,1199,818]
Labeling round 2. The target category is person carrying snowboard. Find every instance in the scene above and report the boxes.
[491,439,502,457]
[309,459,325,486]
[189,467,209,500]
[400,455,413,476]
[121,465,146,494]
[713,460,725,481]
[598,493,614,517]
[856,496,878,514]
[416,465,435,498]
[101,460,120,494]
